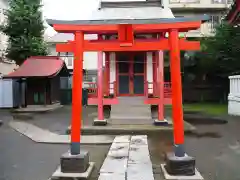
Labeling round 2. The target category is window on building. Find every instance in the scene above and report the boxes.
[169,0,200,3]
[212,0,226,4]
[66,52,73,66]
[210,15,222,32]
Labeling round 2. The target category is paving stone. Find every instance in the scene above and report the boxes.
[128,144,151,164]
[127,163,154,180]
[113,135,131,143]
[100,156,128,174]
[130,135,148,146]
[108,143,130,158]
[98,173,125,180]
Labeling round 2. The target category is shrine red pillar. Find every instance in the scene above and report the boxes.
[169,29,185,157]
[70,31,84,155]
[97,52,104,119]
[94,36,107,125]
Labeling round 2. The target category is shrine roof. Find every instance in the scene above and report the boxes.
[4,56,68,79]
[47,14,210,26]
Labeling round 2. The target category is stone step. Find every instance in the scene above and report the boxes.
[110,97,152,121]
[117,98,145,105]
[110,116,152,120]
[111,110,151,116]
[112,108,150,113]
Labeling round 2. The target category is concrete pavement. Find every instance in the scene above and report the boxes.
[0,117,110,180]
[2,107,240,180]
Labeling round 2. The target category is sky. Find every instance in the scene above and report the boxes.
[42,0,100,20]
[42,0,147,37]
[42,0,173,38]
[42,0,100,37]
[42,0,146,20]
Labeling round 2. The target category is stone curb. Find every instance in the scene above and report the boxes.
[66,121,196,135]
[9,121,114,145]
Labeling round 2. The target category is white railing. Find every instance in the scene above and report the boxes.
[228,75,240,116]
[169,0,200,3]
[169,0,231,5]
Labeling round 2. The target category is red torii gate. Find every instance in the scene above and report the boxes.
[48,15,208,175]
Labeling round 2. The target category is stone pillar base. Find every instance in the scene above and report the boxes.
[165,152,195,176]
[61,150,89,173]
[153,119,169,126]
[93,119,108,126]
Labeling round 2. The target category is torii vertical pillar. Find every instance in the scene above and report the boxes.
[165,29,195,176]
[70,31,84,155]
[60,31,92,175]
[94,36,107,126]
[154,51,168,125]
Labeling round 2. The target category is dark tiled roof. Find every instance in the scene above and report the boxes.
[47,15,210,26]
[100,0,163,8]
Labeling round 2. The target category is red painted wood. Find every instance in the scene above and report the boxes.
[53,21,201,33]
[144,98,172,105]
[169,29,184,145]
[56,39,200,52]
[56,43,73,52]
[53,24,118,33]
[118,24,126,42]
[228,1,240,24]
[97,36,104,120]
[71,31,84,143]
[88,98,119,105]
[118,24,134,45]
[126,24,134,44]
[133,21,201,32]
[158,50,164,121]
[116,52,146,96]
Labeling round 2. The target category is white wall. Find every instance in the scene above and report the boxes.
[228,75,240,116]
[0,79,13,108]
[173,11,225,37]
[48,43,99,70]
[109,52,116,94]
[0,0,8,54]
[47,34,100,70]
[146,52,153,93]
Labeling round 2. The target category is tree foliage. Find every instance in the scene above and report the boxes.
[0,0,48,65]
[200,23,240,77]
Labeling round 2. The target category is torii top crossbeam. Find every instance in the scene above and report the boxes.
[47,16,209,52]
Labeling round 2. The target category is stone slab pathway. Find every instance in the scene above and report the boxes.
[98,135,154,180]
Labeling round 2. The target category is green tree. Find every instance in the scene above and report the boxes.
[0,0,48,65]
[202,22,240,77]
